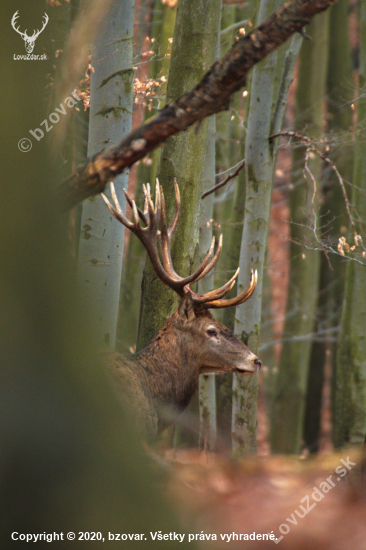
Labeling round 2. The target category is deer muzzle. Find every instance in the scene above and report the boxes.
[235,353,261,374]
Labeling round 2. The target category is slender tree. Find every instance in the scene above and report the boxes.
[262,32,303,412]
[333,0,366,447]
[215,3,252,446]
[304,0,353,452]
[271,12,330,454]
[199,115,217,450]
[231,0,283,455]
[77,0,134,350]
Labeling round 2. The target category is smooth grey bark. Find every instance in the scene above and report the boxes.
[231,0,283,455]
[271,12,329,454]
[333,0,366,447]
[137,0,222,351]
[199,115,217,451]
[215,3,252,446]
[77,0,134,350]
[216,4,236,171]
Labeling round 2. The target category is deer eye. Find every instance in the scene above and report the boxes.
[207,328,218,337]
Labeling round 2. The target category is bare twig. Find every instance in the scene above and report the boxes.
[302,147,332,267]
[258,326,340,352]
[270,131,366,257]
[220,19,249,36]
[287,232,366,266]
[201,160,245,199]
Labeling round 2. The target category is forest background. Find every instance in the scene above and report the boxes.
[2,0,366,547]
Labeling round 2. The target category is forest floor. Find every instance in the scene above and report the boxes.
[162,445,365,549]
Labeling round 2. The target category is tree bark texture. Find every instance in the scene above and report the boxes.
[76,0,134,351]
[199,114,218,451]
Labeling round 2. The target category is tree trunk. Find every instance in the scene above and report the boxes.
[231,0,283,455]
[199,115,218,451]
[137,0,222,351]
[77,0,134,351]
[271,12,329,454]
[333,0,366,447]
[116,0,159,353]
[304,0,353,452]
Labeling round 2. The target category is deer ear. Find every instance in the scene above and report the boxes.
[178,293,196,323]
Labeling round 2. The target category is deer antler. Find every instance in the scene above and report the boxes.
[102,180,257,310]
[32,13,49,40]
[11,11,26,39]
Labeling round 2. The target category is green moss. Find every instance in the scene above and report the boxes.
[95,105,132,119]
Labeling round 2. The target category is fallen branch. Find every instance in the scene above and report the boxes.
[59,0,337,210]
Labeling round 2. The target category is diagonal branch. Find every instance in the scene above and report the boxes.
[201,160,245,199]
[59,0,337,210]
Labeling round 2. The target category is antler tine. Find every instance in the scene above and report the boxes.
[131,200,142,231]
[192,267,239,304]
[168,178,180,240]
[200,269,258,309]
[102,183,186,295]
[145,183,156,229]
[142,184,148,214]
[176,235,218,287]
[154,181,161,229]
[102,184,133,230]
[123,188,148,226]
[110,182,122,214]
[190,233,223,285]
[159,184,177,277]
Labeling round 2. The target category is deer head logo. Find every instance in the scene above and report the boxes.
[11,11,49,54]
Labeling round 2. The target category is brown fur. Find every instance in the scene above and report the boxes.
[107,295,259,441]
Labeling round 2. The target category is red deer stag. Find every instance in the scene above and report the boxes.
[102,180,261,440]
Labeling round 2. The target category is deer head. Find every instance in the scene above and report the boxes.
[103,180,260,374]
[11,11,49,54]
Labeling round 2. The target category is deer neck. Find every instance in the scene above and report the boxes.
[134,321,199,413]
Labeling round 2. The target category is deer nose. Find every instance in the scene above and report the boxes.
[254,358,261,370]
